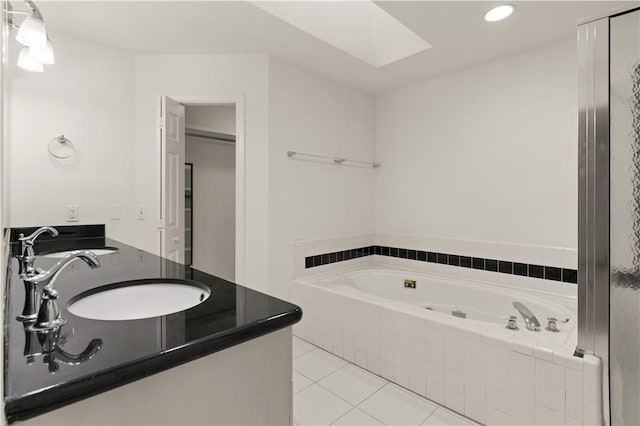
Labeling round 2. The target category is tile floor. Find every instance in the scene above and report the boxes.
[293,336,480,426]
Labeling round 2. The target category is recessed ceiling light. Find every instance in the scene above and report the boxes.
[484,4,515,22]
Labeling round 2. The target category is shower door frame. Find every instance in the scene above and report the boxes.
[577,15,610,360]
[577,16,610,425]
[578,6,640,425]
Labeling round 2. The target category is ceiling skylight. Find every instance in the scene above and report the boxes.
[251,1,431,68]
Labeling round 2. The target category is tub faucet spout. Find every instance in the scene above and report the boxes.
[513,301,540,331]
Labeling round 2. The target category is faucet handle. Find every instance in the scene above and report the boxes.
[545,317,559,333]
[43,286,59,299]
[28,287,66,332]
[502,315,519,330]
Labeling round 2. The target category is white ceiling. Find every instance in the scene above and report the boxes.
[37,1,635,93]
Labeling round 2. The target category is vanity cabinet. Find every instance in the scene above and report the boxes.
[4,228,301,425]
[21,328,293,426]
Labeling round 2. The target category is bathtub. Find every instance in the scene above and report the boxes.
[293,265,600,426]
[324,268,577,348]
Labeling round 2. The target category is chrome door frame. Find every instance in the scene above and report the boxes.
[577,17,610,360]
[577,16,610,425]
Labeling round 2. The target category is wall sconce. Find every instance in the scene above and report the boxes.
[6,0,54,72]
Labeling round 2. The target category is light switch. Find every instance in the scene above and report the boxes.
[67,205,79,222]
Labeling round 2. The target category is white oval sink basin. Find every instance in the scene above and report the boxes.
[68,279,210,321]
[44,248,119,258]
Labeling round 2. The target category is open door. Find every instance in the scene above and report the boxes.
[158,95,185,263]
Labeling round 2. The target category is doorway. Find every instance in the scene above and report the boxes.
[184,105,236,281]
[158,95,243,283]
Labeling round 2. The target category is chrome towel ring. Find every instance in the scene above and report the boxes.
[47,135,76,160]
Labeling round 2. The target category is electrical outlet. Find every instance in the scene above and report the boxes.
[136,206,146,220]
[137,250,146,264]
[67,205,79,222]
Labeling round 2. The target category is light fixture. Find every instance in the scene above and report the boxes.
[484,4,515,22]
[17,46,43,72]
[28,38,54,64]
[7,1,54,72]
[16,13,46,47]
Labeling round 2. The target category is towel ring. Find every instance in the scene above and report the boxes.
[48,135,76,160]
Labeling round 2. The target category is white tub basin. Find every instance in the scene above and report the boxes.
[68,279,210,321]
[44,248,119,258]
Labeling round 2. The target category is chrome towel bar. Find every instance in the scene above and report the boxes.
[286,150,380,168]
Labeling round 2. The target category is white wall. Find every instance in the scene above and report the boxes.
[185,105,236,135]
[134,55,269,292]
[3,32,579,301]
[375,38,578,265]
[5,32,136,244]
[185,106,236,281]
[268,58,376,300]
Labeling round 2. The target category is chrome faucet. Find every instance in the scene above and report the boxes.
[513,301,541,331]
[23,322,103,374]
[18,226,58,277]
[26,250,101,332]
[16,227,59,321]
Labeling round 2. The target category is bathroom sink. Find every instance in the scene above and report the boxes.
[67,279,211,321]
[43,247,119,258]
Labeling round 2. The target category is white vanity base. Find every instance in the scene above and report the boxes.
[21,327,293,425]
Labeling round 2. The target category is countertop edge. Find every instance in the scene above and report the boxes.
[5,307,302,424]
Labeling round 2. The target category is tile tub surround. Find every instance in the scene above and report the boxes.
[292,279,602,426]
[304,245,578,284]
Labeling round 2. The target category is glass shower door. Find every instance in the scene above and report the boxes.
[610,8,640,426]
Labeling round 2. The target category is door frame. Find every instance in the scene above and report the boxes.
[162,94,246,284]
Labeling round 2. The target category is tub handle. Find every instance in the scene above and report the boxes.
[546,317,560,333]
[501,315,519,330]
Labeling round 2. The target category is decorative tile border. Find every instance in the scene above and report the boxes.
[304,245,578,284]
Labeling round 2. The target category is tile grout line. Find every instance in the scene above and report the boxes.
[293,346,317,359]
[292,371,314,395]
[310,381,358,421]
[328,406,359,426]
[292,367,318,385]
[350,383,393,426]
[293,348,351,383]
[330,404,388,426]
[315,369,387,411]
[423,406,481,426]
[418,405,439,425]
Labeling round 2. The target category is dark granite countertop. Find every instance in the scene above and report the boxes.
[4,230,301,423]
